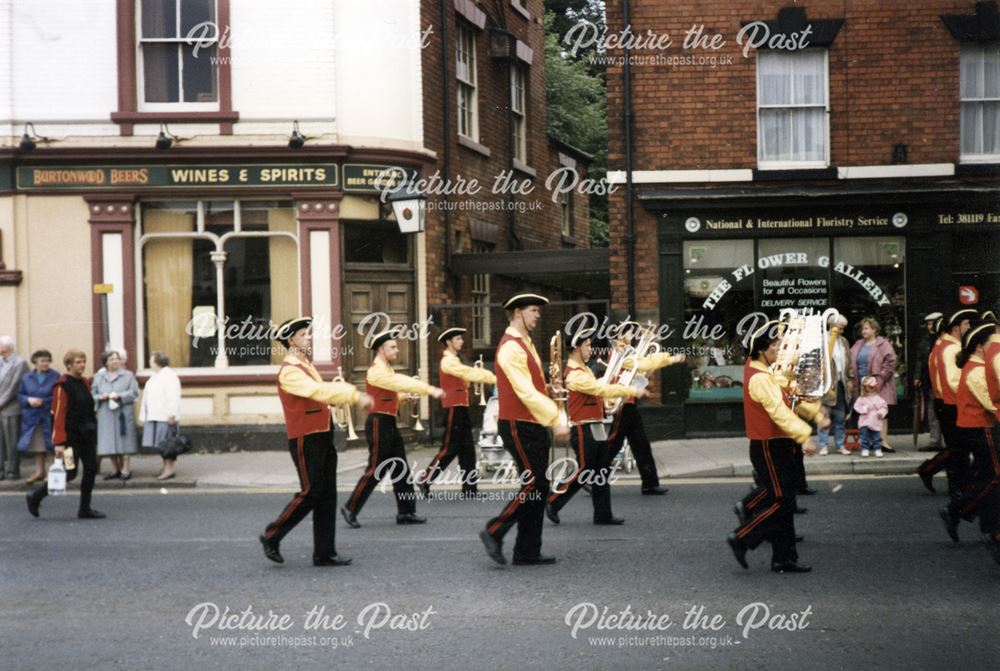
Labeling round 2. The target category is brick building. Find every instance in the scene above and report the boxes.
[606,0,1000,437]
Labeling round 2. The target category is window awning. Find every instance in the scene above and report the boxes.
[450,248,609,297]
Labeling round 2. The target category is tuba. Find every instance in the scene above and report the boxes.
[473,354,488,406]
[600,324,661,415]
[403,369,425,431]
[772,308,840,407]
[548,332,570,428]
[331,366,359,440]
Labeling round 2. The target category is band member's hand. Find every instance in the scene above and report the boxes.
[356,393,374,411]
[675,353,687,363]
[28,397,42,408]
[634,388,650,400]
[429,386,445,400]
[817,413,832,430]
[167,415,176,425]
[553,424,570,442]
[802,438,818,456]
[55,445,65,458]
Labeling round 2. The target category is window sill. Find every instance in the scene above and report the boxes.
[510,0,531,21]
[561,234,577,247]
[512,159,536,179]
[458,135,492,158]
[111,110,241,124]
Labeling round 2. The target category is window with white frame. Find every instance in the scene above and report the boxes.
[456,22,479,140]
[138,0,219,107]
[511,64,527,162]
[138,200,299,370]
[756,49,829,167]
[559,189,572,238]
[960,44,1000,161]
[471,242,491,345]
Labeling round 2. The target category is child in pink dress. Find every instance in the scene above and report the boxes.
[853,376,889,457]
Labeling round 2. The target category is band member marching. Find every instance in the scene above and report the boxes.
[546,326,647,526]
[259,317,372,566]
[918,309,978,495]
[480,294,570,566]
[982,311,1000,563]
[341,329,443,528]
[606,321,686,496]
[727,321,829,574]
[939,320,1000,555]
[419,327,496,498]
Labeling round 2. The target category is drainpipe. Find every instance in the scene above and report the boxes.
[623,0,636,317]
[439,0,453,270]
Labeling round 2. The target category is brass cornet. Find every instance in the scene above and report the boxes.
[473,355,488,406]
[548,332,569,428]
[332,366,358,440]
[405,368,425,431]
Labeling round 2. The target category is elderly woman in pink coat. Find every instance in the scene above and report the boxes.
[849,317,898,451]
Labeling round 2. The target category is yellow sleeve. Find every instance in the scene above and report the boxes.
[748,373,813,444]
[566,368,636,399]
[367,364,433,395]
[968,367,999,414]
[441,355,497,385]
[943,343,961,394]
[794,400,825,423]
[497,340,560,427]
[624,351,683,374]
[279,366,360,407]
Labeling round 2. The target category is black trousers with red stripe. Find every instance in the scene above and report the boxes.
[549,423,615,522]
[918,401,970,498]
[948,426,1000,530]
[346,413,417,517]
[608,403,660,490]
[263,430,338,558]
[734,438,799,563]
[422,406,477,492]
[485,420,550,558]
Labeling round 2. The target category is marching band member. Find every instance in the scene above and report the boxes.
[982,311,1000,563]
[939,322,999,552]
[260,317,372,566]
[341,329,443,528]
[918,309,977,495]
[606,321,686,495]
[546,326,646,526]
[419,327,496,499]
[480,294,570,566]
[727,321,829,574]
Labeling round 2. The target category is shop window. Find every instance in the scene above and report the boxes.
[960,44,1000,162]
[472,242,492,346]
[139,200,298,369]
[138,0,219,107]
[757,49,829,167]
[343,221,409,265]
[456,22,479,141]
[511,63,527,162]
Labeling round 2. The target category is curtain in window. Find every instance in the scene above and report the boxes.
[267,208,299,364]
[758,50,827,162]
[961,46,1000,156]
[144,210,195,367]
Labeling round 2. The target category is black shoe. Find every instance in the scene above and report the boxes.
[340,505,360,528]
[512,554,557,565]
[120,472,132,482]
[726,533,749,569]
[641,486,669,495]
[26,491,41,518]
[259,534,283,564]
[77,509,106,519]
[396,512,426,524]
[594,517,625,525]
[313,554,352,567]
[479,529,506,565]
[939,509,959,544]
[795,535,805,543]
[771,560,812,573]
[419,482,431,499]
[545,502,560,525]
[919,470,936,493]
[794,506,808,514]
[733,502,748,526]
[797,487,817,496]
[102,472,122,481]
[882,445,896,453]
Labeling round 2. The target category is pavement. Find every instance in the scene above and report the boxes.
[0,433,943,491]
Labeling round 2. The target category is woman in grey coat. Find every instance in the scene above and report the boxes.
[93,350,139,480]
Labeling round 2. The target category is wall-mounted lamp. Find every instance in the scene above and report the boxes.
[18,123,50,152]
[155,123,183,150]
[288,121,308,149]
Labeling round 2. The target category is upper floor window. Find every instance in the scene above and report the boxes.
[471,241,492,346]
[456,22,479,141]
[756,49,829,168]
[138,0,219,108]
[960,44,1000,162]
[511,64,527,162]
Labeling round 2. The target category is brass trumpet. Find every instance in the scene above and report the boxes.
[473,355,488,406]
[548,332,569,428]
[404,368,425,431]
[332,366,358,440]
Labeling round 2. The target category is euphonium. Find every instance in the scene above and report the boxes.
[404,369,425,431]
[548,332,570,427]
[473,354,488,406]
[602,324,661,415]
[772,308,839,407]
[331,366,358,440]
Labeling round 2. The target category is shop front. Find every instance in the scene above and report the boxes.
[642,184,1000,437]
